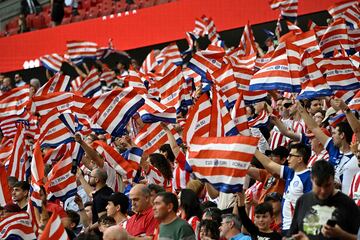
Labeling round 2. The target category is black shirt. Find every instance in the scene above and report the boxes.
[289,191,360,240]
[239,206,282,240]
[92,185,113,223]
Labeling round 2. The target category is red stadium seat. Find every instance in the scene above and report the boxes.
[5,18,19,32]
[99,6,113,16]
[31,15,46,29]
[62,17,71,25]
[85,7,100,19]
[7,27,19,36]
[127,4,139,11]
[154,0,169,5]
[80,0,91,10]
[115,1,127,13]
[140,0,156,8]
[39,12,52,27]
[26,14,35,29]
[71,15,83,23]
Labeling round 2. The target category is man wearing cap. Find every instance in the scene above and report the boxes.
[247,146,288,203]
[105,192,129,228]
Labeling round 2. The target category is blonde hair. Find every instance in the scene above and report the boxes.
[186,180,204,196]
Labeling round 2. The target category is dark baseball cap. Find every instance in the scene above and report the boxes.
[103,192,129,212]
[265,146,289,159]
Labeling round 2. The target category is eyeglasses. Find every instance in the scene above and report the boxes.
[289,154,301,158]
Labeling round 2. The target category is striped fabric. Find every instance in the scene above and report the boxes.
[36,73,70,96]
[40,212,69,240]
[139,97,177,124]
[78,68,101,97]
[0,212,36,240]
[39,53,65,73]
[66,40,98,64]
[187,136,259,193]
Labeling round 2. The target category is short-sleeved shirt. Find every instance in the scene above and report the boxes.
[325,138,360,194]
[92,185,113,223]
[258,169,285,203]
[349,172,360,206]
[289,191,360,239]
[281,166,312,230]
[159,217,196,240]
[126,207,158,237]
[229,232,251,240]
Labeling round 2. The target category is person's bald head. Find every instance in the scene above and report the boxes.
[129,184,151,213]
[103,225,129,240]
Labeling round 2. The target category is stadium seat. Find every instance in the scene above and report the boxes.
[127,4,139,11]
[140,0,156,8]
[99,6,113,16]
[115,1,127,13]
[80,0,91,10]
[39,12,52,27]
[5,18,18,32]
[71,15,83,23]
[62,17,71,25]
[31,15,46,29]
[7,27,19,36]
[26,14,35,29]
[154,0,169,5]
[85,7,100,19]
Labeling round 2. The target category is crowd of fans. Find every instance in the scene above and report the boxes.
[0,1,360,240]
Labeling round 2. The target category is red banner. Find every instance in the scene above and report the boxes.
[0,0,342,73]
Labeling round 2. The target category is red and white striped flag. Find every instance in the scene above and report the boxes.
[211,63,239,108]
[0,110,35,139]
[349,29,360,52]
[139,97,177,124]
[188,45,224,78]
[183,93,212,145]
[124,67,147,94]
[298,51,332,99]
[30,142,45,208]
[0,145,12,163]
[231,93,250,136]
[37,108,75,148]
[248,110,270,128]
[8,124,29,181]
[225,53,257,70]
[36,73,70,96]
[156,65,192,110]
[92,140,135,179]
[328,0,358,19]
[140,50,158,74]
[30,92,74,116]
[71,76,82,91]
[82,87,145,137]
[0,85,29,118]
[156,42,183,65]
[78,68,101,97]
[286,21,302,34]
[350,51,360,68]
[39,53,65,73]
[40,212,69,240]
[66,40,98,64]
[0,163,12,206]
[45,143,80,201]
[349,90,360,110]
[269,0,298,18]
[209,85,239,137]
[187,136,259,193]
[320,19,351,57]
[286,30,322,58]
[0,212,36,240]
[343,3,360,29]
[135,122,182,155]
[239,23,257,56]
[322,57,359,91]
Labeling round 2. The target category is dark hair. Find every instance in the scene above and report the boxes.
[254,202,273,216]
[148,184,165,194]
[12,181,30,191]
[159,144,175,163]
[289,142,311,164]
[199,219,220,240]
[200,201,217,212]
[84,201,93,208]
[149,153,173,180]
[156,192,179,212]
[311,160,335,186]
[180,189,201,220]
[66,210,80,228]
[202,207,222,226]
[77,232,101,240]
[336,121,353,144]
[98,215,116,226]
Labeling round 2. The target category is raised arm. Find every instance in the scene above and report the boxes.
[160,122,180,157]
[271,116,301,141]
[254,149,281,176]
[297,102,329,146]
[331,98,360,140]
[75,134,104,168]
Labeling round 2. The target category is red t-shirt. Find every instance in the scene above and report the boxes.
[126,207,158,237]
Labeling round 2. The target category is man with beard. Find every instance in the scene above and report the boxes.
[79,167,113,231]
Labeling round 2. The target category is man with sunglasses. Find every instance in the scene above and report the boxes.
[254,143,312,236]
